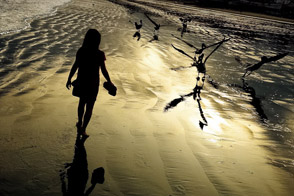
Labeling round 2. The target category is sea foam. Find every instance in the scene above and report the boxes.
[0,0,71,34]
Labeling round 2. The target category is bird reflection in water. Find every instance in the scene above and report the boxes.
[60,136,105,196]
[230,78,268,122]
[164,88,208,130]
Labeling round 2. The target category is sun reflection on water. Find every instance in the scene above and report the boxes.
[190,97,230,139]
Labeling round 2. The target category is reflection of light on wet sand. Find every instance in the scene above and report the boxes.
[205,112,228,135]
[213,98,226,105]
[141,46,166,70]
[201,98,229,136]
[207,138,218,143]
[184,106,291,195]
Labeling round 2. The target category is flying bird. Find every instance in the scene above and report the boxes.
[171,34,229,55]
[242,52,288,77]
[145,13,160,31]
[171,34,198,50]
[171,44,194,60]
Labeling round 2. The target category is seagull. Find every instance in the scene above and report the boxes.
[242,52,288,77]
[145,13,160,31]
[171,37,229,73]
[171,34,229,55]
[135,20,142,30]
[130,19,143,41]
[179,17,191,37]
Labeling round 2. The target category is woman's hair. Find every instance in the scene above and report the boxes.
[82,29,101,49]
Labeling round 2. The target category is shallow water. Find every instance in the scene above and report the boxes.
[0,0,294,195]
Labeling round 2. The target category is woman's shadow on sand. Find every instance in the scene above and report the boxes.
[60,136,105,196]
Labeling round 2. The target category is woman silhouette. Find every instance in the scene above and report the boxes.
[66,29,114,137]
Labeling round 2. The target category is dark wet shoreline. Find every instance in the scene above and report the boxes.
[162,0,294,21]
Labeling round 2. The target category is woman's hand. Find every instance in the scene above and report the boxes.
[108,80,113,86]
[109,81,116,89]
[66,80,72,90]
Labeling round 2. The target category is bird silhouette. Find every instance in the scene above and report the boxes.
[145,13,160,31]
[179,17,191,37]
[135,20,142,30]
[171,34,229,55]
[130,19,143,41]
[171,37,229,74]
[242,52,288,77]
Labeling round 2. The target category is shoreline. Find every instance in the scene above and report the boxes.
[162,0,294,24]
[0,0,72,35]
[206,7,294,25]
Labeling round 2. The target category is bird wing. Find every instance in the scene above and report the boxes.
[171,34,198,50]
[247,52,288,71]
[171,44,194,60]
[208,38,230,48]
[204,38,228,64]
[145,13,159,27]
[164,92,193,112]
[164,97,184,111]
[267,52,288,63]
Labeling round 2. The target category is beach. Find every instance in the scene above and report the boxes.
[0,0,71,34]
[0,0,294,195]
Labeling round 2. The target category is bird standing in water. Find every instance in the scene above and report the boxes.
[145,13,160,41]
[135,20,143,30]
[132,19,143,41]
[179,17,191,37]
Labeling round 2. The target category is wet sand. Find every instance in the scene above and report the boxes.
[163,0,294,24]
[0,0,294,195]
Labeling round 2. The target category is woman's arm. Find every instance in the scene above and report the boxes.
[66,52,80,89]
[66,62,78,89]
[101,62,112,83]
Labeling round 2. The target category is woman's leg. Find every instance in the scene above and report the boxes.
[82,100,95,133]
[77,98,86,128]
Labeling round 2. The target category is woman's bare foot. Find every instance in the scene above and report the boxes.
[80,127,89,138]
